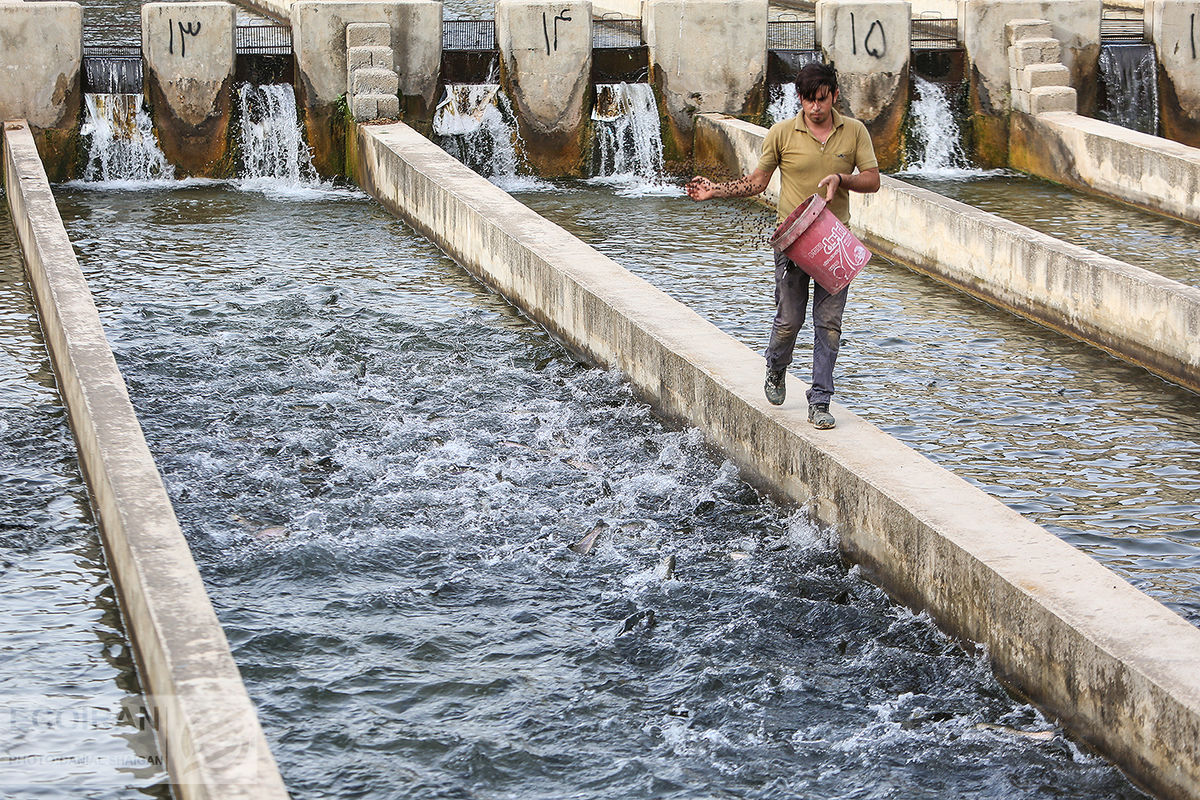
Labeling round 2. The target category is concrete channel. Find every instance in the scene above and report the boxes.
[2,121,290,800]
[4,0,1200,796]
[354,119,1200,800]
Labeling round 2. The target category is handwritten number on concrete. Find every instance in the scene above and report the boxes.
[864,20,886,57]
[554,9,571,51]
[540,9,572,55]
[168,18,202,57]
[847,13,886,58]
[1192,13,1196,60]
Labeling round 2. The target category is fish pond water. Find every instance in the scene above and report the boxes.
[513,180,1200,624]
[907,173,1200,288]
[49,181,1148,799]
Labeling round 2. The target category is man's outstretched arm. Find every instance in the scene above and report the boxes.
[685,167,774,201]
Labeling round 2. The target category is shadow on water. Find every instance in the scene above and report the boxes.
[50,183,1148,799]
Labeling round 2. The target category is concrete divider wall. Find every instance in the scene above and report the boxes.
[142,2,237,177]
[356,119,1200,800]
[293,0,441,175]
[1010,110,1200,227]
[856,173,1200,393]
[0,2,82,180]
[3,120,290,800]
[496,0,592,175]
[958,0,1099,164]
[816,0,909,170]
[695,112,1200,395]
[1147,0,1200,148]
[643,0,766,163]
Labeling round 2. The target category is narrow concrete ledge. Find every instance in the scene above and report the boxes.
[231,0,292,22]
[695,112,1200,395]
[2,120,290,800]
[355,120,1200,800]
[1012,110,1200,225]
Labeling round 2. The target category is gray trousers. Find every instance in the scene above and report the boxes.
[765,249,848,406]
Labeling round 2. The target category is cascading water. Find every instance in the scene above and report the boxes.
[591,83,665,183]
[1098,43,1158,135]
[237,83,318,183]
[432,84,523,180]
[901,77,983,177]
[766,82,800,126]
[80,93,173,182]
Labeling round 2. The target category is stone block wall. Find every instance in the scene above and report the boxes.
[1006,18,1075,115]
[347,22,399,122]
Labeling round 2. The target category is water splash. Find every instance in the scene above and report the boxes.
[591,83,665,182]
[1098,43,1159,135]
[237,83,318,184]
[766,82,800,126]
[80,93,174,183]
[433,84,526,183]
[901,77,995,178]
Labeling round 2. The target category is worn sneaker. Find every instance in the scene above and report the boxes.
[808,403,836,429]
[764,368,786,405]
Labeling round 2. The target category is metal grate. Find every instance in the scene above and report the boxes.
[443,19,496,51]
[911,17,959,50]
[593,17,642,48]
[82,46,143,94]
[768,19,816,51]
[236,24,292,55]
[1101,11,1144,42]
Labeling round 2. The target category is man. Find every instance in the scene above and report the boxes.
[685,62,880,430]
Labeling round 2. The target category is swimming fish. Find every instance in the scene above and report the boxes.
[569,521,608,555]
[974,723,1057,741]
[619,609,656,635]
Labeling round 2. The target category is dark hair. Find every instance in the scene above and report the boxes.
[796,62,838,101]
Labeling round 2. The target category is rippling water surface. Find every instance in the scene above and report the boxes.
[513,180,1200,622]
[908,173,1200,287]
[53,183,1146,799]
[0,198,167,797]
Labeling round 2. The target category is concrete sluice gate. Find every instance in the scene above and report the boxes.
[5,0,1200,798]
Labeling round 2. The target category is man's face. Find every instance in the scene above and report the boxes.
[802,86,837,126]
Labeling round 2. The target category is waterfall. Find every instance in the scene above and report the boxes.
[1098,43,1158,135]
[432,84,523,180]
[237,83,318,184]
[766,82,800,126]
[80,93,174,182]
[590,83,664,183]
[901,77,983,178]
[82,55,142,95]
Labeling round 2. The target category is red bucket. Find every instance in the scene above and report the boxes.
[768,194,871,295]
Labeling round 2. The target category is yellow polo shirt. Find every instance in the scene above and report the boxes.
[757,109,878,224]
